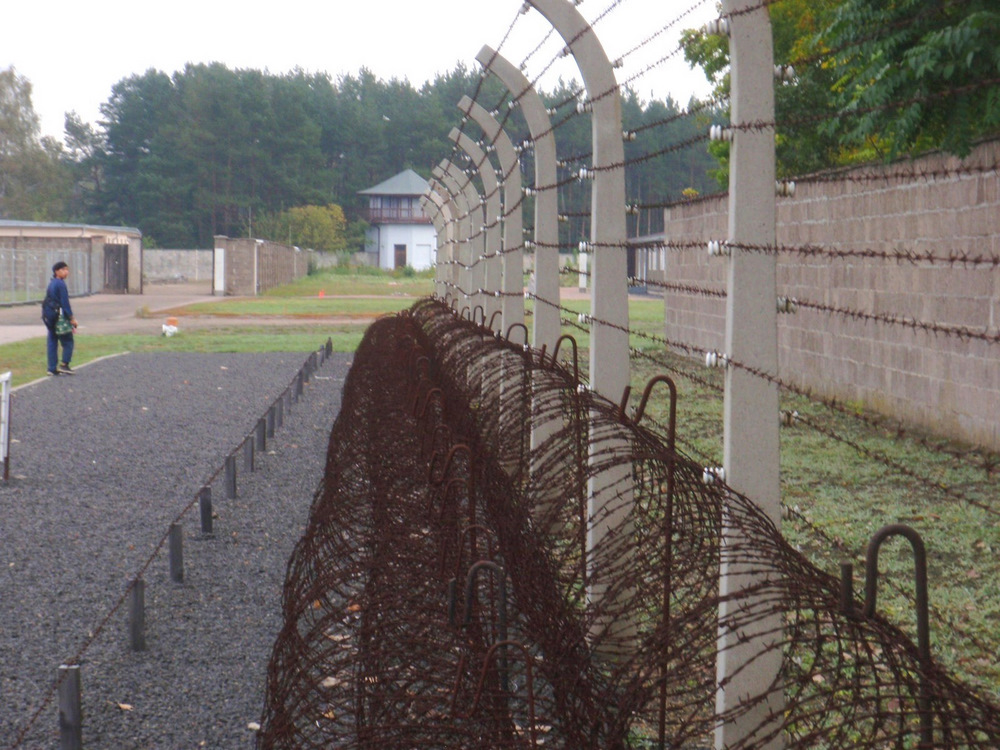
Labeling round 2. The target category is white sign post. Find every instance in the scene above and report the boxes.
[1,371,11,480]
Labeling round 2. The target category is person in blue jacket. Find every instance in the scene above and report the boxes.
[40,261,78,376]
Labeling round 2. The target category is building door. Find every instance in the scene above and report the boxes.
[103,244,129,293]
[394,244,407,269]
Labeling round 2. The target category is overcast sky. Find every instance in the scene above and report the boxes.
[4,0,717,141]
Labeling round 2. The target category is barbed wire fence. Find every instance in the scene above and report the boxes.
[260,0,1000,747]
[258,302,1000,747]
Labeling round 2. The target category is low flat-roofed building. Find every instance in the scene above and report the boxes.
[0,220,142,300]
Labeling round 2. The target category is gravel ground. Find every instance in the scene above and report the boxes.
[0,349,350,748]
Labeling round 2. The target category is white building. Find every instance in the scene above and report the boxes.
[359,169,436,271]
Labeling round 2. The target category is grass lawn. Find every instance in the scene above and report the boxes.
[626,347,999,697]
[172,296,417,317]
[262,264,436,298]
[0,326,368,388]
[2,265,996,697]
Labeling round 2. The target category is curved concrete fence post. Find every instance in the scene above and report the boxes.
[431,166,470,304]
[715,0,784,748]
[449,127,501,322]
[456,96,528,476]
[426,184,460,303]
[421,190,453,300]
[435,161,477,305]
[476,45,558,353]
[457,95,525,334]
[521,0,633,656]
[523,0,629,403]
[474,46,567,531]
[440,160,484,310]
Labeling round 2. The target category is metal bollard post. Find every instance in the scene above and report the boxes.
[224,454,237,499]
[128,579,146,651]
[255,417,266,452]
[275,397,284,430]
[266,405,275,438]
[58,664,82,750]
[199,486,213,536]
[242,437,254,473]
[169,523,183,583]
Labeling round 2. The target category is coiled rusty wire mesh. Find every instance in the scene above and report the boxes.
[257,299,1000,748]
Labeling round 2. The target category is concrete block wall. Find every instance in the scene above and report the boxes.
[214,237,310,296]
[143,249,213,283]
[660,139,1000,451]
[258,243,309,293]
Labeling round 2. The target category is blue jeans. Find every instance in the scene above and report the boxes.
[46,326,74,372]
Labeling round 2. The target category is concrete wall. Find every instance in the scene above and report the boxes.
[659,139,1000,451]
[212,236,311,296]
[127,236,143,294]
[310,250,377,269]
[144,249,214,283]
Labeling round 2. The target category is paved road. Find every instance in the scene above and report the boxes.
[0,282,221,345]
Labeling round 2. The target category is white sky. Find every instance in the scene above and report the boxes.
[3,0,717,142]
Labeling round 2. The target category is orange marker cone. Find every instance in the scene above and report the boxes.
[318,290,325,298]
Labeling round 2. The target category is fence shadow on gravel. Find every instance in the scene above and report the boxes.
[258,300,1000,749]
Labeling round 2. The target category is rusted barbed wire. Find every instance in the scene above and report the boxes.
[532,289,1000,511]
[258,302,1000,748]
[614,270,1000,345]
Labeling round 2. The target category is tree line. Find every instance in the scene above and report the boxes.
[0,63,719,250]
[3,0,994,249]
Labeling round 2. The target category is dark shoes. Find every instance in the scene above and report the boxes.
[46,370,59,377]
[58,363,75,375]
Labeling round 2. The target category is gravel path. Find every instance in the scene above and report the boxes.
[0,349,350,748]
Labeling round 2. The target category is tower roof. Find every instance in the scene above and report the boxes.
[358,169,429,197]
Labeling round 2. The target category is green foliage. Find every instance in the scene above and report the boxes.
[824,0,1000,159]
[683,0,1000,177]
[85,60,719,247]
[0,67,72,220]
[287,204,346,251]
[254,203,348,251]
[7,57,720,243]
[683,0,845,180]
[95,64,333,246]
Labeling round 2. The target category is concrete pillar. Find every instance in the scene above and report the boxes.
[422,190,454,300]
[523,0,633,653]
[476,45,560,353]
[429,176,457,302]
[475,47,566,525]
[437,161,484,313]
[715,1,784,747]
[449,127,501,323]
[432,164,472,305]
[457,95,525,334]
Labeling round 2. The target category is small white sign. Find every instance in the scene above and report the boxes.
[0,371,11,478]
